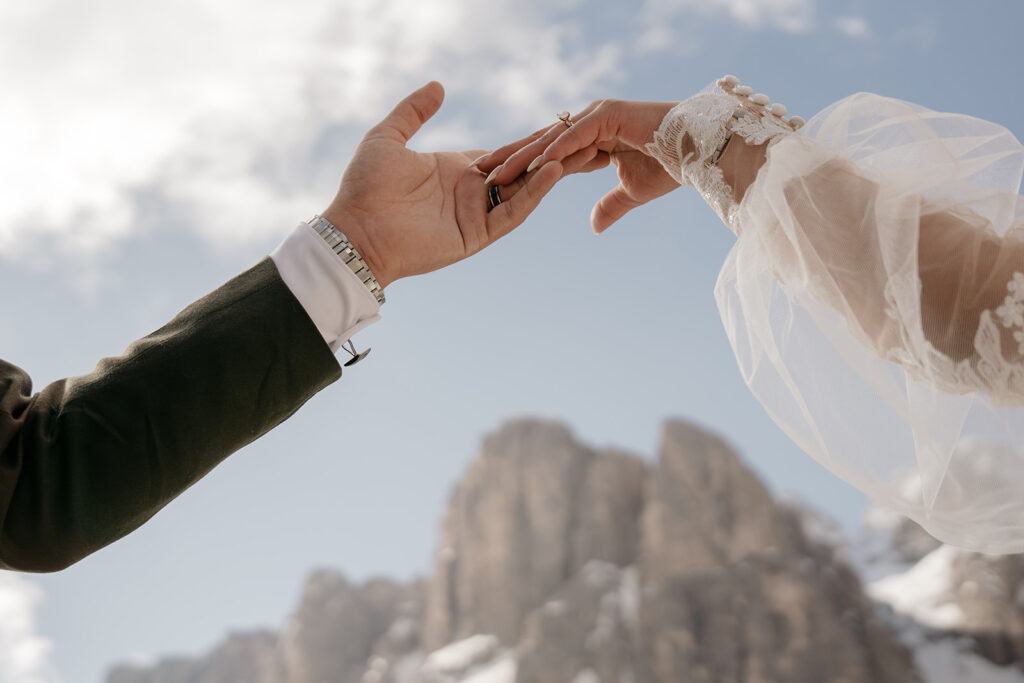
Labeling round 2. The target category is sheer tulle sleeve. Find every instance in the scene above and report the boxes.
[650,89,1024,552]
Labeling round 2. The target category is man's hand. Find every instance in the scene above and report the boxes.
[321,82,566,289]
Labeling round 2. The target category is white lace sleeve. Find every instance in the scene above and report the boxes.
[653,80,1024,553]
[646,80,798,229]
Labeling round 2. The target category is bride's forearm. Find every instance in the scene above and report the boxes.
[716,135,768,204]
[714,134,1024,361]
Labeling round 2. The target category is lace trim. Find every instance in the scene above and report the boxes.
[645,92,793,234]
[731,110,793,145]
[995,272,1024,355]
[885,272,1024,405]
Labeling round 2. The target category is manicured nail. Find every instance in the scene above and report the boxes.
[485,166,501,184]
[471,154,488,167]
[526,156,542,173]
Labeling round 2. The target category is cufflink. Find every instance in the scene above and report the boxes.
[341,340,370,367]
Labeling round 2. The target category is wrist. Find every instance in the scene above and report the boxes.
[306,214,387,304]
[320,206,394,290]
[717,136,769,204]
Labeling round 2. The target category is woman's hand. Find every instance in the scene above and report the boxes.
[477,100,684,233]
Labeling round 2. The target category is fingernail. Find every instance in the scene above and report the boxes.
[526,156,542,173]
[485,166,501,184]
[471,154,488,167]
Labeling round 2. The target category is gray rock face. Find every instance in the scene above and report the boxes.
[279,570,422,683]
[515,561,640,683]
[105,573,420,683]
[419,418,915,683]
[106,417,930,683]
[638,556,913,683]
[640,420,804,580]
[105,631,279,683]
[632,422,915,683]
[422,419,647,651]
[944,552,1024,666]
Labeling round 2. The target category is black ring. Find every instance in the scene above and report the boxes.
[487,184,502,212]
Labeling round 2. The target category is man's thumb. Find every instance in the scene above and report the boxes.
[369,81,445,144]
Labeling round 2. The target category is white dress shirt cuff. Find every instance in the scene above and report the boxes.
[270,222,382,353]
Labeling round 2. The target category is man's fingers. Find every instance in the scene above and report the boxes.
[367,81,445,145]
[487,161,562,242]
[591,183,642,234]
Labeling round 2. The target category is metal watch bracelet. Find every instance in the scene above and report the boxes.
[305,215,385,305]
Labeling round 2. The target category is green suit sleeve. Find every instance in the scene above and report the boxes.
[0,258,342,572]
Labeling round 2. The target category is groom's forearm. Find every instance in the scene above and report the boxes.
[0,258,340,572]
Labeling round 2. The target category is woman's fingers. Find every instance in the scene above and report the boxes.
[497,102,615,184]
[559,143,605,176]
[591,182,644,234]
[486,123,562,186]
[486,161,562,242]
[475,128,548,173]
[487,102,601,186]
[485,144,603,213]
[539,101,679,175]
[534,104,617,171]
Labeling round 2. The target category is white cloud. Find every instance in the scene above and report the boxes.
[2,0,834,272]
[835,15,871,39]
[0,0,624,265]
[0,573,59,683]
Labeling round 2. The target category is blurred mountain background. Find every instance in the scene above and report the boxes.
[101,419,1024,683]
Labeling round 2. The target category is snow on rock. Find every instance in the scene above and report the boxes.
[387,651,424,683]
[417,635,520,683]
[868,545,967,630]
[460,654,517,683]
[618,566,639,626]
[570,670,600,683]
[420,635,500,678]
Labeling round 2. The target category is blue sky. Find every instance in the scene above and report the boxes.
[2,1,1023,681]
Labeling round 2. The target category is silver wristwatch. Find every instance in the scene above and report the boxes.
[305,215,385,305]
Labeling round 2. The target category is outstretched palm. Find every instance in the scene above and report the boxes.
[322,82,562,288]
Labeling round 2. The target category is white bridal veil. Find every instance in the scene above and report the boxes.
[659,88,1024,552]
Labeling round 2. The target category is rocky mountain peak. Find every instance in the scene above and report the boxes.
[106,417,968,683]
[422,418,647,651]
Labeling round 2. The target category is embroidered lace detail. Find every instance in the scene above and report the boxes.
[995,272,1024,354]
[884,272,1024,405]
[646,94,735,181]
[731,111,793,145]
[645,92,794,234]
